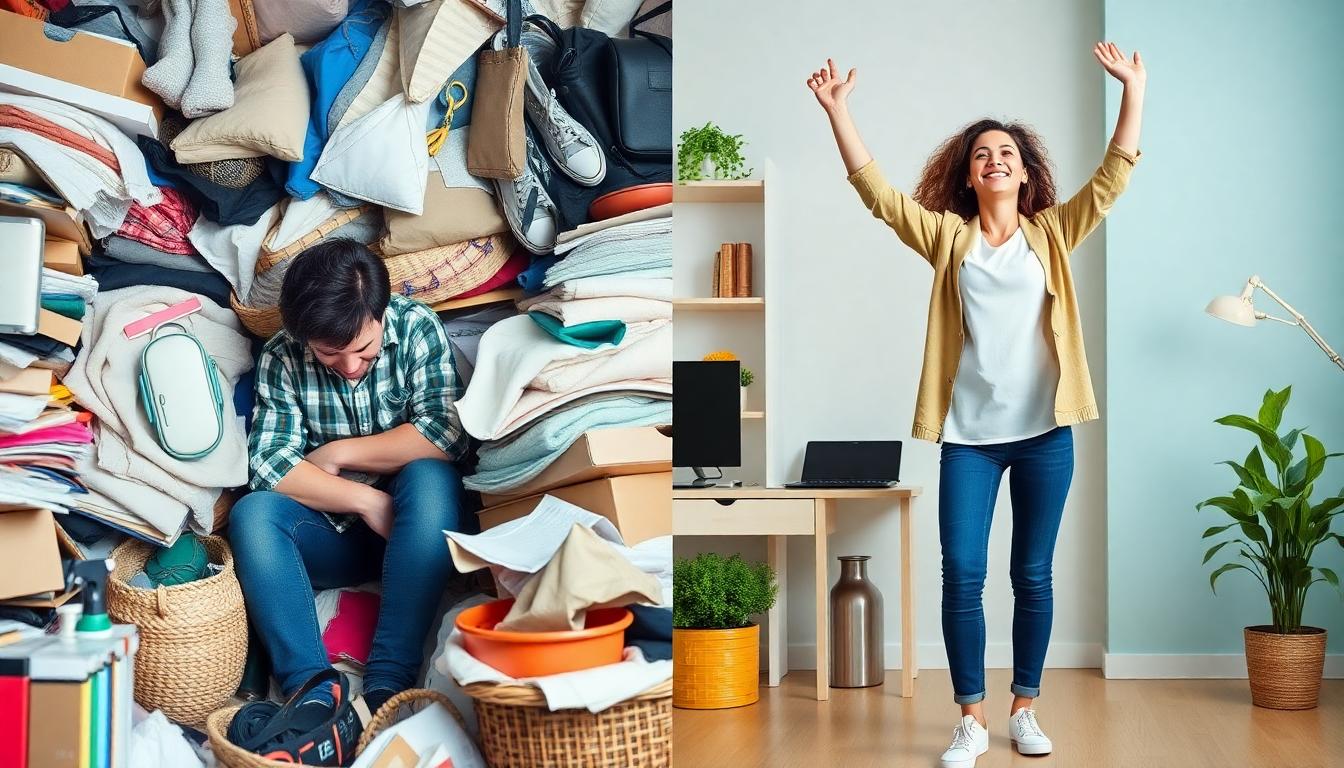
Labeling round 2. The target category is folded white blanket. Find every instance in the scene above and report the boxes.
[457,314,666,440]
[539,276,672,302]
[529,320,670,393]
[496,378,672,440]
[63,286,253,532]
[524,296,670,327]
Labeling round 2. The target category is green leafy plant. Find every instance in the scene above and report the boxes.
[676,122,753,181]
[1198,386,1344,633]
[740,367,755,387]
[673,553,777,629]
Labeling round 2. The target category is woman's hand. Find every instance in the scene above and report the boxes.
[806,59,857,113]
[1093,42,1146,88]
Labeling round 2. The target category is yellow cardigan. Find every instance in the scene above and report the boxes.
[848,140,1140,443]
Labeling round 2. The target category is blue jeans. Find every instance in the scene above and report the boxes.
[939,426,1073,705]
[230,459,473,696]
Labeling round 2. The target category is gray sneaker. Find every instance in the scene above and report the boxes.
[498,27,606,187]
[494,126,558,254]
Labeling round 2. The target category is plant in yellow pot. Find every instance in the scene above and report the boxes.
[1198,386,1344,710]
[672,553,778,709]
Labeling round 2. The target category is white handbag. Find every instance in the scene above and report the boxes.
[137,323,225,460]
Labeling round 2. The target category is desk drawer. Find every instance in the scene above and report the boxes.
[673,498,816,536]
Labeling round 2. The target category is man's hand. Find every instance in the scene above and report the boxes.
[306,441,347,476]
[356,485,395,540]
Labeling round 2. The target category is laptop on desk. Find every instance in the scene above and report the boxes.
[783,441,903,489]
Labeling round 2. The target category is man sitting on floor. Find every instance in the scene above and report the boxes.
[232,238,474,715]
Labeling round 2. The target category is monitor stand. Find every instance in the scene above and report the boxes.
[672,466,743,490]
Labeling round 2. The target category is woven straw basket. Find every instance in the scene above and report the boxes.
[207,688,465,768]
[382,234,514,307]
[107,536,247,726]
[462,679,672,768]
[1244,625,1327,710]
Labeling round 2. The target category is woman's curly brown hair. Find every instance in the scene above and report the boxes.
[912,119,1057,221]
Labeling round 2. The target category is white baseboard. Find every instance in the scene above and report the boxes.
[1103,653,1344,679]
[782,642,1103,670]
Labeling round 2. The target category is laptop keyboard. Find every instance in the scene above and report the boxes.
[798,479,896,487]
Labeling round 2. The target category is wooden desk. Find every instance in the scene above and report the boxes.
[673,486,923,700]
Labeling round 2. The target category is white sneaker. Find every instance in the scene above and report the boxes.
[1008,707,1053,756]
[493,127,558,254]
[939,715,989,768]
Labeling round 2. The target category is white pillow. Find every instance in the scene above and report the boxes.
[311,94,432,213]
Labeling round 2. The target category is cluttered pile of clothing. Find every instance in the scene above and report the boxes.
[0,0,673,764]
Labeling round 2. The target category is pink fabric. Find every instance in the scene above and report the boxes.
[0,105,119,169]
[322,590,381,666]
[119,187,199,255]
[0,422,93,449]
[449,249,529,300]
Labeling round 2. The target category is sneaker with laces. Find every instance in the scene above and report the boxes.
[1008,707,1053,756]
[493,126,559,253]
[499,27,607,187]
[940,715,989,768]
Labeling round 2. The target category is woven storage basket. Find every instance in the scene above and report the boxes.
[383,234,515,307]
[107,536,247,726]
[462,678,672,768]
[1244,625,1326,710]
[207,689,465,768]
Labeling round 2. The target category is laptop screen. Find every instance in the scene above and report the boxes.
[801,441,902,481]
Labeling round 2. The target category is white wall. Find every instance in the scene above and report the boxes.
[674,0,1109,670]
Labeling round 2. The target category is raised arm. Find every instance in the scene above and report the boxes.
[808,58,942,263]
[1051,43,1146,251]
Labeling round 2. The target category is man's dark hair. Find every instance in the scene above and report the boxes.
[279,239,391,347]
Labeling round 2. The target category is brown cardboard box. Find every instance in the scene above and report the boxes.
[37,309,81,347]
[0,200,92,254]
[0,508,64,601]
[478,472,671,545]
[0,9,162,117]
[42,238,82,276]
[480,426,671,506]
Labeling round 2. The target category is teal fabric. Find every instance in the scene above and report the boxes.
[41,297,86,320]
[145,533,209,587]
[528,311,625,349]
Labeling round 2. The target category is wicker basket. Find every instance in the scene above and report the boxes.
[382,234,514,307]
[107,536,247,726]
[207,689,465,768]
[1244,625,1326,710]
[462,679,672,768]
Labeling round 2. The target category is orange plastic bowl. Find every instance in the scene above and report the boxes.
[588,183,673,221]
[455,598,633,678]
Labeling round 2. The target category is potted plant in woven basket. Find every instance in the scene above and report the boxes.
[672,553,778,709]
[1198,386,1344,710]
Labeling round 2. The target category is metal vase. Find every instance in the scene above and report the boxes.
[830,555,884,688]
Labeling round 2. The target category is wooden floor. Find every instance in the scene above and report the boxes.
[672,668,1343,767]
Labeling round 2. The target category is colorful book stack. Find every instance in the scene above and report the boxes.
[0,621,139,768]
[711,242,753,298]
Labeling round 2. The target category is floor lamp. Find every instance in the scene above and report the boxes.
[1205,275,1344,372]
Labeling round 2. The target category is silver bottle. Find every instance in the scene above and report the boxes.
[830,555,884,688]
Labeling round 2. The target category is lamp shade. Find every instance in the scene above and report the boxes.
[1206,294,1256,326]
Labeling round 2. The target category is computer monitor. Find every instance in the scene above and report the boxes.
[673,360,741,487]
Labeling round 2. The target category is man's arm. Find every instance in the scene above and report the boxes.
[306,423,450,476]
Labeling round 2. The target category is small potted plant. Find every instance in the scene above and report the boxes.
[677,122,753,182]
[740,366,754,411]
[672,553,777,709]
[1198,386,1343,710]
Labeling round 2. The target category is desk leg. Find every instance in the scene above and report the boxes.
[814,498,831,701]
[900,496,916,698]
[766,534,787,687]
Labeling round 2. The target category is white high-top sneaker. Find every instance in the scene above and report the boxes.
[493,128,558,254]
[1008,707,1053,755]
[939,715,989,768]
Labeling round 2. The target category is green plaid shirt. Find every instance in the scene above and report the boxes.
[248,295,468,531]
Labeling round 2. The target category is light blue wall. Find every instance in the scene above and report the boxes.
[1105,0,1344,654]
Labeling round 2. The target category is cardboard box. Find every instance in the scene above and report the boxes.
[0,199,92,254]
[37,308,81,347]
[0,508,64,601]
[478,472,671,545]
[480,426,671,506]
[42,238,82,276]
[0,366,52,396]
[0,10,162,110]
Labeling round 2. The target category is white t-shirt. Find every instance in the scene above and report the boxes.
[941,228,1060,445]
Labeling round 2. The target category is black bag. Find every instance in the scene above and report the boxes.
[527,4,672,231]
[226,669,362,766]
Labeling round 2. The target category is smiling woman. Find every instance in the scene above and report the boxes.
[913,119,1058,225]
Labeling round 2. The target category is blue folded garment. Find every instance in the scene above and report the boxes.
[529,312,625,349]
[464,396,671,493]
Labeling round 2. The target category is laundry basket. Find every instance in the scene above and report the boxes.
[462,679,672,768]
[107,535,247,726]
